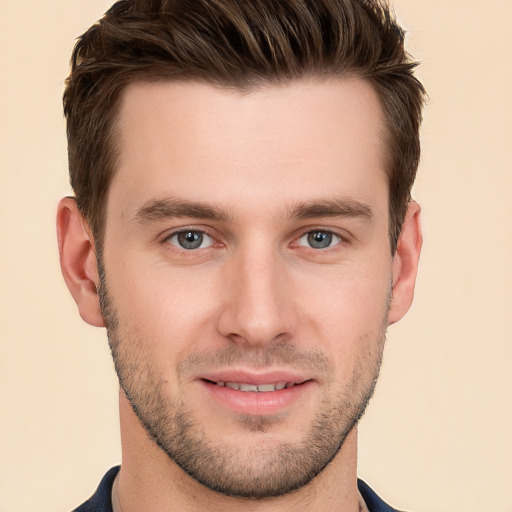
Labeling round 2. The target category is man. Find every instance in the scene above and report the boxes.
[57,0,425,510]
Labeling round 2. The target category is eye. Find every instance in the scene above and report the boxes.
[298,230,342,249]
[167,230,214,250]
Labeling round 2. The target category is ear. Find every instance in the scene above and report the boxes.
[56,197,104,327]
[388,201,423,325]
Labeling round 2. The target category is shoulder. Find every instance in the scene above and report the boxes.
[357,479,407,512]
[72,466,120,512]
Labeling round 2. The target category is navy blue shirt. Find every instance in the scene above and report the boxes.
[73,466,403,512]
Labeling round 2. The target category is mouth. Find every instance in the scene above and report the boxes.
[202,379,305,392]
[199,374,314,416]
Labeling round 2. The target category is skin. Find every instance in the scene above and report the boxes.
[57,78,422,512]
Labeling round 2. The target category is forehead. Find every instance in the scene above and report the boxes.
[109,78,388,221]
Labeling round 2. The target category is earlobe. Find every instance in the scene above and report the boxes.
[56,197,105,327]
[388,201,423,325]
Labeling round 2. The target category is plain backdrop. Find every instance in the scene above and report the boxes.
[0,1,511,511]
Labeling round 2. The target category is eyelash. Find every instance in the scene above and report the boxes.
[162,226,347,253]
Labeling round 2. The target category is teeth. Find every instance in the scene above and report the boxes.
[257,383,278,392]
[239,383,259,392]
[217,381,293,392]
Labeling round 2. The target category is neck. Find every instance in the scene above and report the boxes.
[116,392,361,512]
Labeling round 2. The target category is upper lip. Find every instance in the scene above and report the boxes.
[198,369,313,386]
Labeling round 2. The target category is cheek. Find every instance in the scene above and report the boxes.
[295,264,390,376]
[298,265,391,331]
[107,261,220,355]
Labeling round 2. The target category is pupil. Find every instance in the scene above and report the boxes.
[308,231,331,249]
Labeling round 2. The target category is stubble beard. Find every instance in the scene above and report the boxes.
[98,264,387,500]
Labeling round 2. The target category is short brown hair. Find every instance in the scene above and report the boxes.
[64,0,425,250]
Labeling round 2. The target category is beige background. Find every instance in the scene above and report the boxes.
[0,1,511,511]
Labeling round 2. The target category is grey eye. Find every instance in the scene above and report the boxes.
[169,231,213,250]
[298,230,342,249]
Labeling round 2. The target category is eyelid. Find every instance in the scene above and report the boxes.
[296,224,349,239]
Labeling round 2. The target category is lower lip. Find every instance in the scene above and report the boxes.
[200,380,314,416]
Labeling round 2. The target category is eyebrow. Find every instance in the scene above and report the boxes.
[289,198,373,221]
[134,198,231,224]
[134,196,373,225]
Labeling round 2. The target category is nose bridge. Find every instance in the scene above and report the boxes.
[217,238,296,346]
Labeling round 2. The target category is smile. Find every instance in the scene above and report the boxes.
[206,381,299,392]
[200,377,314,415]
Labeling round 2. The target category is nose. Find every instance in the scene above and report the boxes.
[216,244,298,348]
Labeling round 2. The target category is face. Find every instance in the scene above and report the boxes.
[100,79,394,498]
